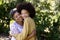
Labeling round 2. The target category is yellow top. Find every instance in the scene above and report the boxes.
[13,17,36,40]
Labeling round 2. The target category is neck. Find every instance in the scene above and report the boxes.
[16,21,23,26]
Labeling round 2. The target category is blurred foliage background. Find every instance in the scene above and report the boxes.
[0,0,60,40]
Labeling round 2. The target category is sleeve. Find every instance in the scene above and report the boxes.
[10,24,15,34]
[12,19,29,40]
[10,24,19,34]
[31,20,36,30]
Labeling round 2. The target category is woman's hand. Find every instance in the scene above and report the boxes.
[25,30,36,40]
[9,31,14,37]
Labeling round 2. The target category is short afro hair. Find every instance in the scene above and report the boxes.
[16,2,36,18]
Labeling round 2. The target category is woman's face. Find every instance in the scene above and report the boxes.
[21,9,30,19]
[13,12,23,22]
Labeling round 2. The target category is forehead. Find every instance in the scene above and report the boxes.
[21,9,28,13]
[14,12,20,16]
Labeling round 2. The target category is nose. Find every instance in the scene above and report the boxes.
[17,15,20,18]
[20,15,22,17]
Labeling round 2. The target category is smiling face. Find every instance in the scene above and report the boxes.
[13,12,23,22]
[21,9,30,19]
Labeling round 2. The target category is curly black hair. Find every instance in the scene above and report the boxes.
[16,2,36,18]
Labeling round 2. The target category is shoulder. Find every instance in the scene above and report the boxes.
[10,22,16,28]
[24,17,35,24]
[24,17,34,22]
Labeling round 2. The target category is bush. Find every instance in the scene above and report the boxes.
[0,1,16,35]
[0,0,24,36]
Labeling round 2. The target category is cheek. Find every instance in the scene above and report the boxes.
[15,18,18,21]
[19,18,23,21]
[14,17,18,20]
[21,14,25,17]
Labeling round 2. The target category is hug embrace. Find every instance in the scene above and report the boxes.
[10,2,36,40]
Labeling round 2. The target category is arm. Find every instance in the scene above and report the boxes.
[9,24,15,38]
[26,30,36,40]
[9,24,20,37]
[10,24,15,35]
[25,17,36,40]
